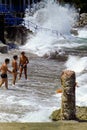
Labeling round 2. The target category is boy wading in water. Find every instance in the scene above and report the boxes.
[0,58,12,89]
[19,51,29,80]
[12,55,18,85]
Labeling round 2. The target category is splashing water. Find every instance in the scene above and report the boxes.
[65,55,87,73]
[19,0,87,121]
[20,0,78,56]
[65,55,87,106]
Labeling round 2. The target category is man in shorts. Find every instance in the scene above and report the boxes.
[19,51,29,80]
[0,58,12,89]
[12,55,18,85]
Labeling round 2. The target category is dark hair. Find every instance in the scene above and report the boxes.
[21,51,25,55]
[13,55,18,60]
[5,58,10,63]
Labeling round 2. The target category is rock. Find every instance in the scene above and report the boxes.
[50,106,87,121]
[61,70,76,120]
[70,29,78,36]
[0,42,8,53]
[50,109,61,121]
[5,26,31,45]
[43,51,68,61]
[74,13,87,27]
[80,13,87,18]
[6,43,18,49]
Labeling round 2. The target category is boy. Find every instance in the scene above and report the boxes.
[19,51,29,80]
[12,55,18,85]
[0,58,12,89]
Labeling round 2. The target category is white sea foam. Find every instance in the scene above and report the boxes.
[65,55,87,73]
[65,55,87,106]
[0,0,87,122]
[20,0,78,56]
[78,28,87,38]
[19,109,54,122]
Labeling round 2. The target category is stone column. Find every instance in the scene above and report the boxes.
[61,70,76,120]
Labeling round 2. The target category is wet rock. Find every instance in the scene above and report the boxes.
[74,13,87,27]
[43,51,68,61]
[50,106,87,121]
[50,109,61,121]
[5,26,32,45]
[0,42,8,53]
[70,29,78,36]
[6,43,18,50]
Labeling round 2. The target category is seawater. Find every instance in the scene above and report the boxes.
[0,0,87,122]
[20,0,87,121]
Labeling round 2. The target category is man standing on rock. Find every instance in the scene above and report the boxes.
[19,51,29,80]
[0,58,12,89]
[12,55,19,85]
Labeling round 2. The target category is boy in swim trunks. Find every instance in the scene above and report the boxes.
[12,55,18,85]
[19,51,29,80]
[0,58,12,89]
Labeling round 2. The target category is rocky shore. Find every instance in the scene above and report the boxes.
[0,45,87,129]
[75,13,87,28]
[0,12,87,54]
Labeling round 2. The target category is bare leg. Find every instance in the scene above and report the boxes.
[13,73,17,85]
[24,67,27,79]
[0,79,5,87]
[5,78,8,89]
[19,67,23,80]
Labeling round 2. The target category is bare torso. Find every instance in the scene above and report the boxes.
[0,63,8,74]
[20,55,28,65]
[12,60,18,71]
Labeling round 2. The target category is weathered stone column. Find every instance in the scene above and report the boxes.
[61,70,76,120]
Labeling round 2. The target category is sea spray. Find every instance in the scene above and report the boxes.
[65,55,87,73]
[64,55,87,106]
[21,0,77,56]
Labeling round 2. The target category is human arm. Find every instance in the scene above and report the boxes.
[7,69,12,73]
[26,57,29,64]
[23,57,29,67]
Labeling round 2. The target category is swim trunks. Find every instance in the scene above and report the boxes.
[1,74,7,78]
[12,69,17,73]
[20,64,27,69]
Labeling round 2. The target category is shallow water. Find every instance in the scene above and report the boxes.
[0,52,64,122]
[0,0,87,122]
[0,38,87,122]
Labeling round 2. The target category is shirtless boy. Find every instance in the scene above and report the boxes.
[19,51,29,79]
[0,58,12,89]
[12,55,18,85]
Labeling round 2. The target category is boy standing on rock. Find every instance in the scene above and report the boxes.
[12,55,19,85]
[0,58,12,89]
[19,51,29,80]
